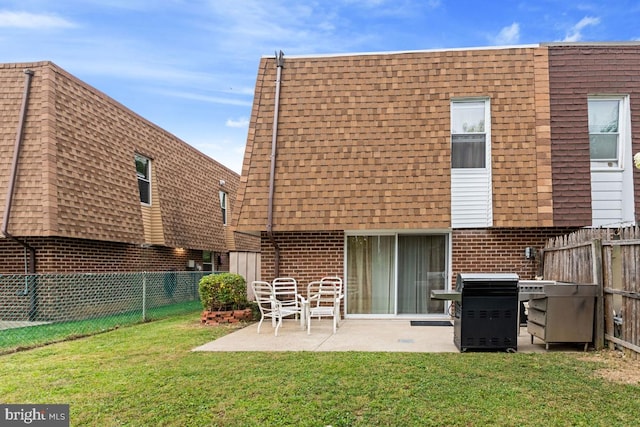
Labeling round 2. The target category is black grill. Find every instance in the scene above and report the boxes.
[453,273,519,352]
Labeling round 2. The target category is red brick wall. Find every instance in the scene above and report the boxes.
[451,228,578,286]
[260,228,578,292]
[548,45,640,226]
[0,236,217,274]
[260,231,344,285]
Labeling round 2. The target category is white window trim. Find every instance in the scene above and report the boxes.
[450,98,493,228]
[588,95,629,172]
[450,98,491,170]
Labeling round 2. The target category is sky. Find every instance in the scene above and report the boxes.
[1,1,639,174]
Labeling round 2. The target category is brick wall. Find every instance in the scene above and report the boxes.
[0,236,212,274]
[260,231,344,285]
[259,228,578,293]
[451,227,579,285]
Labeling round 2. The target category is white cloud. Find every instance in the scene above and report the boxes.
[203,0,382,58]
[150,89,253,107]
[343,0,440,10]
[493,22,520,45]
[226,117,250,128]
[0,10,77,29]
[72,58,215,84]
[563,16,600,42]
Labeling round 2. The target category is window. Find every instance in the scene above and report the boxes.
[588,98,622,167]
[219,191,227,225]
[135,154,151,204]
[451,100,489,168]
[203,251,213,272]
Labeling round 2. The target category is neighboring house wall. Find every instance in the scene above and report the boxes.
[0,237,203,273]
[548,44,640,226]
[1,62,242,273]
[0,65,49,237]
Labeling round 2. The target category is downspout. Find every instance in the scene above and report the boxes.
[266,51,284,278]
[2,69,37,317]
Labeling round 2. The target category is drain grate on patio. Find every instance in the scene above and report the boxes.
[410,320,453,327]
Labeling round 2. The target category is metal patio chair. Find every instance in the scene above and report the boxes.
[320,276,344,317]
[272,277,305,327]
[251,281,284,336]
[306,278,344,335]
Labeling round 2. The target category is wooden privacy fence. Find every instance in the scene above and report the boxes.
[542,226,640,357]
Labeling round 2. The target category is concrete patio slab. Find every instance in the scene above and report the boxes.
[192,319,576,353]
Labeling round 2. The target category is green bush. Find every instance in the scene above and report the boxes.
[198,273,248,311]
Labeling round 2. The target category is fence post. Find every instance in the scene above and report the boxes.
[592,239,604,350]
[142,272,147,322]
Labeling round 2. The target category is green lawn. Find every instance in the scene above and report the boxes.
[0,300,202,354]
[0,312,638,426]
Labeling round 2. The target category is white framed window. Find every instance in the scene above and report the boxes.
[135,154,151,205]
[219,191,228,225]
[588,97,627,169]
[588,95,634,227]
[451,99,490,169]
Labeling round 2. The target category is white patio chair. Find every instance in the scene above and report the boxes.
[251,281,284,336]
[306,279,344,335]
[320,276,344,317]
[272,277,305,327]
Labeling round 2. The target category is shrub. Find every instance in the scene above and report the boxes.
[198,273,248,311]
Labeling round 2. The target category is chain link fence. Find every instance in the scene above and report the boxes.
[0,271,209,354]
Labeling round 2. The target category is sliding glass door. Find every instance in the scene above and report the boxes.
[346,233,448,316]
[346,235,395,314]
[397,235,446,314]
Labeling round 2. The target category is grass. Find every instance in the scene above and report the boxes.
[0,300,202,354]
[0,312,638,426]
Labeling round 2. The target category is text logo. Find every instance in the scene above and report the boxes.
[0,405,69,426]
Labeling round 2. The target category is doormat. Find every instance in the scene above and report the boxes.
[410,320,453,327]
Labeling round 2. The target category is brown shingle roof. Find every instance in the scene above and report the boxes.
[236,47,547,231]
[0,61,239,251]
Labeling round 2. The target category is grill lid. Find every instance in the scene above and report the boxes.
[456,273,519,291]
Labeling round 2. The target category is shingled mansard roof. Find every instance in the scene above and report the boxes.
[235,44,554,232]
[0,61,241,251]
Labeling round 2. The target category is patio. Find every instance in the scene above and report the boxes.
[192,319,577,353]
